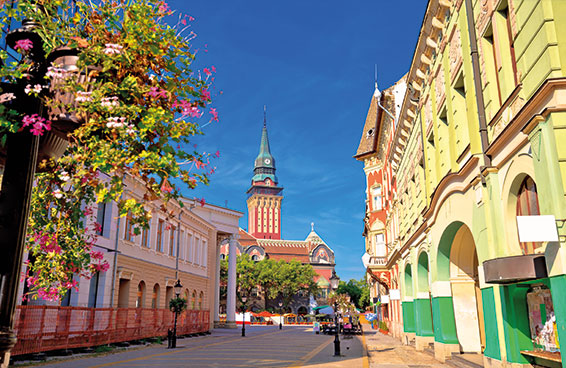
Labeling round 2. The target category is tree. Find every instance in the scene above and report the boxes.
[335,278,370,310]
[219,256,319,310]
[0,0,219,300]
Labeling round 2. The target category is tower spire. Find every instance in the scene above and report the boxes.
[264,105,267,128]
[374,64,381,98]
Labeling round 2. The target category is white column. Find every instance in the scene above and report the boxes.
[225,235,238,328]
[213,237,222,327]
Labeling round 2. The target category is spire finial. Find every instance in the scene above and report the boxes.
[374,64,381,98]
[311,222,314,231]
[263,105,267,128]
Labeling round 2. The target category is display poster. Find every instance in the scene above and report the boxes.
[526,285,560,352]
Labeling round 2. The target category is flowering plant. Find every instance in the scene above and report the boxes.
[1,0,219,301]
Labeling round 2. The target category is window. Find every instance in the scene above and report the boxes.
[374,233,386,257]
[157,219,164,252]
[187,233,193,262]
[516,176,541,255]
[124,212,133,242]
[179,230,185,259]
[199,291,203,310]
[152,284,160,308]
[202,239,207,265]
[251,255,259,261]
[169,225,176,256]
[195,237,201,265]
[192,290,197,309]
[141,225,150,248]
[96,202,111,238]
[136,281,146,308]
[371,186,382,211]
[87,271,101,308]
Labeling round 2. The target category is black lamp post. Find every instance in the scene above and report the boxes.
[171,279,182,348]
[278,301,283,330]
[241,294,247,337]
[329,270,340,357]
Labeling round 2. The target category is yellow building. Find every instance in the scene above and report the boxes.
[357,0,566,367]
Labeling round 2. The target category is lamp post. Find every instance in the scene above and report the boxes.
[241,294,247,337]
[329,270,340,357]
[171,279,182,348]
[372,297,378,314]
[278,301,283,330]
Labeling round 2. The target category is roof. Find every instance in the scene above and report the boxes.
[252,125,277,183]
[354,89,380,158]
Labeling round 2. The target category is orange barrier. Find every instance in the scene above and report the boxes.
[12,306,209,356]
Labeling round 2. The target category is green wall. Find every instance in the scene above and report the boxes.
[402,301,416,333]
[415,298,434,337]
[432,296,459,344]
[481,287,501,360]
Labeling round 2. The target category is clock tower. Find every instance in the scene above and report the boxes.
[246,110,283,239]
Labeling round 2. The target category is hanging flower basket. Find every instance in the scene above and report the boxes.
[46,47,97,138]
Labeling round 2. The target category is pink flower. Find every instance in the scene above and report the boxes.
[161,182,173,193]
[158,2,170,13]
[210,108,219,122]
[201,88,211,102]
[103,43,123,55]
[91,251,104,260]
[189,16,195,21]
[203,68,212,77]
[14,39,33,52]
[22,114,51,136]
[211,66,216,73]
[214,150,220,158]
[198,198,206,207]
[147,86,168,99]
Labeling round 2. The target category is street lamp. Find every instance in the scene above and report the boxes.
[171,279,182,348]
[329,270,340,357]
[278,301,283,330]
[372,297,378,314]
[241,294,247,337]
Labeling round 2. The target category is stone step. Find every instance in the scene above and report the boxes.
[446,353,484,368]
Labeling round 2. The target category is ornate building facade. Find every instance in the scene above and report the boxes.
[357,1,566,367]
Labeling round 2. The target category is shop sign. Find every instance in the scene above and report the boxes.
[517,215,559,242]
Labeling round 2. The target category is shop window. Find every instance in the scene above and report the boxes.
[526,285,559,353]
[516,176,541,254]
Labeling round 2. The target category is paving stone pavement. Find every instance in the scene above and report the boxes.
[362,326,450,368]
[12,325,367,368]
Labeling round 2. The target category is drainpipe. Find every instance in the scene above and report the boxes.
[465,0,492,169]
[109,202,122,308]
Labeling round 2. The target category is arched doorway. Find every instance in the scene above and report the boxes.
[448,224,485,353]
[416,252,434,341]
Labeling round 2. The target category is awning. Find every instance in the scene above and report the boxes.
[483,254,547,284]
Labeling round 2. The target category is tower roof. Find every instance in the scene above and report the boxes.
[305,222,326,245]
[252,108,278,183]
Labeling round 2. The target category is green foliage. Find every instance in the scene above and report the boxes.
[169,296,188,313]
[94,345,112,353]
[221,255,319,307]
[335,278,371,309]
[379,321,389,331]
[0,0,219,301]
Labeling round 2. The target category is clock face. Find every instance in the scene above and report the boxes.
[264,158,271,164]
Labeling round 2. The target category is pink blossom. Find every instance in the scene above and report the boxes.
[22,114,51,136]
[103,43,123,55]
[93,222,102,233]
[147,86,168,99]
[198,198,206,207]
[189,16,195,21]
[161,182,173,193]
[91,251,104,260]
[201,88,211,102]
[214,150,220,158]
[203,68,212,77]
[158,2,170,13]
[14,39,33,52]
[210,108,219,122]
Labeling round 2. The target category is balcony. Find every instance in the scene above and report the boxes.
[368,256,387,267]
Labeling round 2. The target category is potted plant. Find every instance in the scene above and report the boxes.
[0,0,220,302]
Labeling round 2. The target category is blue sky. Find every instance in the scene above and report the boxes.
[170,1,427,282]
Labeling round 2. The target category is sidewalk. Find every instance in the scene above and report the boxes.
[362,325,449,368]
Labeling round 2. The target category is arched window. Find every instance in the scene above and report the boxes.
[136,281,146,308]
[251,254,258,261]
[152,284,160,309]
[516,176,540,254]
[371,186,382,211]
[199,291,204,310]
[192,290,197,310]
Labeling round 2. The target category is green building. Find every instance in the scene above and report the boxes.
[359,0,566,367]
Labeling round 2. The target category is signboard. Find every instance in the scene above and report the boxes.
[517,215,559,242]
[389,289,401,300]
[381,295,390,304]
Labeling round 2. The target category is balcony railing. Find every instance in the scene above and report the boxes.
[368,256,387,266]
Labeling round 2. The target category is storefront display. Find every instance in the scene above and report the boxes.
[526,285,560,353]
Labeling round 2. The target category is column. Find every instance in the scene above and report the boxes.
[213,237,222,328]
[225,235,238,328]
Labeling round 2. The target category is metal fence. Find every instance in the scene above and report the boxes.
[12,306,210,356]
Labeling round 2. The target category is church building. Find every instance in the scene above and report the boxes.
[220,112,336,314]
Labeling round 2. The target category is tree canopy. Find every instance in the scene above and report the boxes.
[336,278,370,309]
